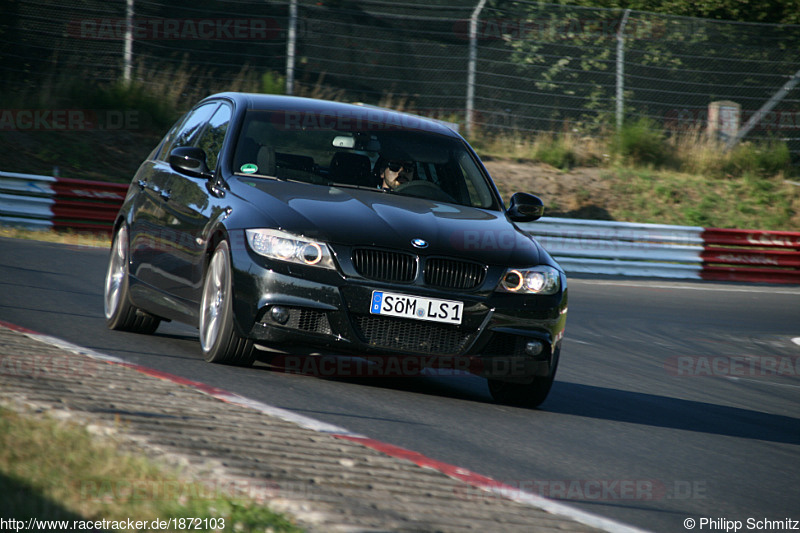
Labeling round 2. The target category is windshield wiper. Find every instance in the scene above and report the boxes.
[235,173,306,184]
[328,182,379,191]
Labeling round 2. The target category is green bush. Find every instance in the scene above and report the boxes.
[67,80,178,130]
[261,71,286,95]
[534,137,577,169]
[612,118,673,167]
[723,141,791,177]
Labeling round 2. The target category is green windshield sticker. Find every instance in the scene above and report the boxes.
[240,164,258,174]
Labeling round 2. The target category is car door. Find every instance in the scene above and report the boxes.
[128,102,219,314]
[158,101,233,316]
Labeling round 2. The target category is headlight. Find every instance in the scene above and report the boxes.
[246,229,336,269]
[496,265,560,295]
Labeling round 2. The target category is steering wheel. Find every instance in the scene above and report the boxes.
[394,180,456,203]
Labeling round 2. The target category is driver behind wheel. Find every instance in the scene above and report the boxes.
[376,158,414,191]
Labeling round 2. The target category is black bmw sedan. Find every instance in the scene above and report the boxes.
[104,92,567,407]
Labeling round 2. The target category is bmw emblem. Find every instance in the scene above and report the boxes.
[411,238,428,249]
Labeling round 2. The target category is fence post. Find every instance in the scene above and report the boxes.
[615,9,631,131]
[285,0,298,95]
[465,0,487,139]
[123,0,133,83]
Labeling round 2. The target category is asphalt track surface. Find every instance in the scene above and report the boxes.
[1,236,799,532]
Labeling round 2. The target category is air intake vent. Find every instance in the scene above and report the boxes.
[353,315,471,355]
[352,249,417,283]
[424,258,486,290]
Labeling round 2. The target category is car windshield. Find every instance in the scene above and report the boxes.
[232,109,499,209]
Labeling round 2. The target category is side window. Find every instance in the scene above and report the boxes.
[158,103,219,160]
[155,112,188,161]
[196,104,232,172]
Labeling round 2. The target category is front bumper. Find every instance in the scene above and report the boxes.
[231,248,567,379]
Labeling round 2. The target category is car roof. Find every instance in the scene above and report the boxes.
[203,92,461,138]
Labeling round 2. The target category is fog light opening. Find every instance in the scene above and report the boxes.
[525,340,543,357]
[270,306,290,325]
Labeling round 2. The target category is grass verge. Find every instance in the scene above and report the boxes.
[0,405,304,532]
[471,130,608,169]
[608,166,798,229]
[0,226,111,248]
[471,120,798,230]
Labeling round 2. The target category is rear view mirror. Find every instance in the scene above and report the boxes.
[169,147,212,179]
[332,135,356,149]
[507,192,544,222]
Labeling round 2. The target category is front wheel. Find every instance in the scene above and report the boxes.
[199,240,254,366]
[488,348,560,408]
[104,224,160,334]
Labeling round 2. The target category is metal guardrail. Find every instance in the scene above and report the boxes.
[2,170,799,283]
[519,218,707,279]
[520,218,800,284]
[0,171,128,233]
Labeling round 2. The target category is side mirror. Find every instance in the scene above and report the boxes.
[507,192,544,222]
[169,146,212,178]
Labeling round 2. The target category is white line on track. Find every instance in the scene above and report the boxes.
[565,338,593,345]
[723,376,800,389]
[570,279,800,295]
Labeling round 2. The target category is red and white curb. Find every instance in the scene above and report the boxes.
[0,320,648,533]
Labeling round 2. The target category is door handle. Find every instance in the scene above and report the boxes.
[159,189,171,201]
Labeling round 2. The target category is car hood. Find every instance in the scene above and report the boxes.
[231,178,545,266]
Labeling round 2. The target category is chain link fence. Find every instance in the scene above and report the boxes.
[2,0,799,157]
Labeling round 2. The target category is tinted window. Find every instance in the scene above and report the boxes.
[155,112,188,161]
[196,104,232,172]
[160,103,219,159]
[233,109,499,209]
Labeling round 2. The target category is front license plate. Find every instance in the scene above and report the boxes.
[370,291,463,325]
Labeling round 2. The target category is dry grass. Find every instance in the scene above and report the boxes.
[670,130,792,178]
[0,406,303,531]
[471,130,608,169]
[0,226,111,248]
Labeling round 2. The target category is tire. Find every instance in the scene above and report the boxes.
[488,347,560,408]
[104,225,160,334]
[199,240,255,366]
